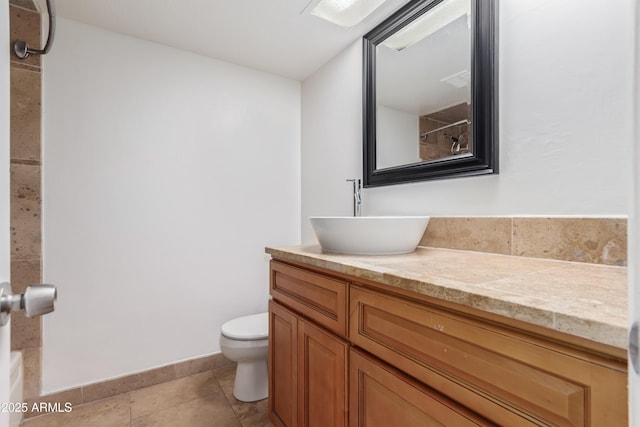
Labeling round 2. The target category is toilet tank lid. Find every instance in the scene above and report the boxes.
[221,312,269,340]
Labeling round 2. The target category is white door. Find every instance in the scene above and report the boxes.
[632,131,640,427]
[1,1,12,426]
[632,3,640,426]
[0,4,57,425]
[632,250,639,425]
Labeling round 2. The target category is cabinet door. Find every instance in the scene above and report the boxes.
[298,319,348,427]
[269,301,298,427]
[350,349,495,427]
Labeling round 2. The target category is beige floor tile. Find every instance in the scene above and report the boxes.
[235,399,272,427]
[131,394,240,427]
[24,388,83,420]
[213,365,235,396]
[130,371,219,419]
[21,394,131,427]
[214,365,273,427]
[20,365,271,427]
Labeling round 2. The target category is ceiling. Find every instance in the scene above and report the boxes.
[45,0,410,80]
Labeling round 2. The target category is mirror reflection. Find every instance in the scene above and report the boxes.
[376,0,471,169]
[363,0,497,187]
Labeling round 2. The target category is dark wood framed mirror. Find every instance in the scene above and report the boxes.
[363,0,498,187]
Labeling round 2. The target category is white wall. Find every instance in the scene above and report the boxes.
[301,41,362,239]
[301,0,635,242]
[376,105,419,169]
[42,18,300,393]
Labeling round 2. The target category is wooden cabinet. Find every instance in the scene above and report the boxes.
[269,301,298,427]
[270,260,348,336]
[269,301,348,427]
[269,261,348,427]
[349,285,627,426]
[269,259,628,427]
[298,317,348,427]
[350,349,494,427]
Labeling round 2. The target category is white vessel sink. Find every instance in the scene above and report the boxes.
[309,216,430,255]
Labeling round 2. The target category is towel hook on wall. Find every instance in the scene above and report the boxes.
[13,0,56,59]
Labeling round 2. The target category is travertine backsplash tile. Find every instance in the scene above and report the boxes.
[9,5,41,69]
[10,311,40,350]
[22,347,41,399]
[10,0,44,404]
[10,163,41,260]
[10,259,40,294]
[512,217,627,266]
[420,217,512,255]
[421,217,627,266]
[9,0,37,11]
[10,260,41,350]
[10,67,41,161]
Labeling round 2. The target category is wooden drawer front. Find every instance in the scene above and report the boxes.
[271,261,347,337]
[350,286,589,427]
[350,349,495,427]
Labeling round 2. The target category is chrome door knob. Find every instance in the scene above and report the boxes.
[23,285,57,317]
[0,282,57,327]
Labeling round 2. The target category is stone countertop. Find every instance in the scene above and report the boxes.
[265,245,628,350]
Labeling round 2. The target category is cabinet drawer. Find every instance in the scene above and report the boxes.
[350,286,626,426]
[270,261,348,337]
[350,349,495,427]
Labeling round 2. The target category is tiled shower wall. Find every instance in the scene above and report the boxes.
[9,0,42,399]
[419,118,470,161]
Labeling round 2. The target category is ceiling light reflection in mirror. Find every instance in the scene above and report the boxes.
[375,0,471,169]
[382,0,469,50]
[310,0,388,28]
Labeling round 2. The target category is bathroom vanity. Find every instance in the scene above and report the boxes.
[266,245,628,427]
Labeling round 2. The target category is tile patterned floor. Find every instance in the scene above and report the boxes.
[21,364,273,427]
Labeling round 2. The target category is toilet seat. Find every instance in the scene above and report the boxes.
[221,312,268,340]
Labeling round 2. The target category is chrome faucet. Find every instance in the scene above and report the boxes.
[346,178,362,217]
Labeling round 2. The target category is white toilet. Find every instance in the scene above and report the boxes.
[219,312,269,402]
